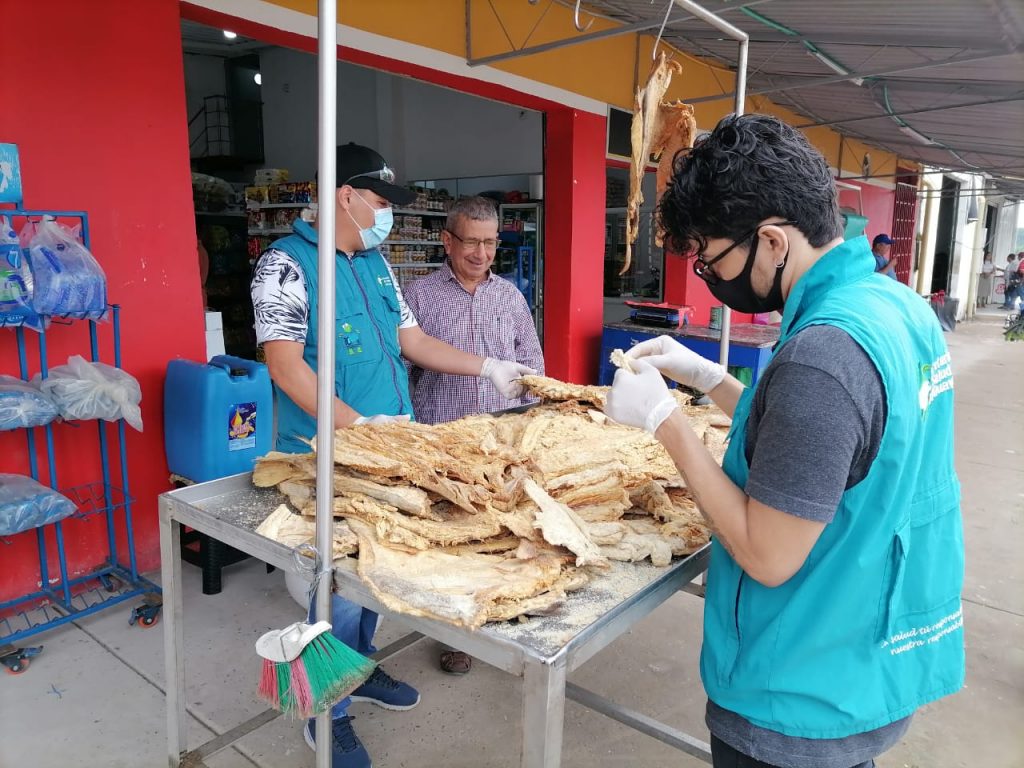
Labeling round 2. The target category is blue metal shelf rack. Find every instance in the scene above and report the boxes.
[0,209,160,652]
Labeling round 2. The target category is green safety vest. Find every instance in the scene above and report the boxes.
[702,236,965,738]
[270,220,412,453]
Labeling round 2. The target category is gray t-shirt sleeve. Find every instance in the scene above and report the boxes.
[744,325,886,524]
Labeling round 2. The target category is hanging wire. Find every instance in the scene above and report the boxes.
[294,542,330,610]
[573,0,594,31]
[651,0,674,59]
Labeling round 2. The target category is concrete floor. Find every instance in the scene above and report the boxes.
[1,311,1021,768]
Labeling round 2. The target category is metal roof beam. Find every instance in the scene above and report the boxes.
[685,49,1014,103]
[871,142,1024,161]
[465,0,774,66]
[794,94,1024,129]
[660,28,1005,48]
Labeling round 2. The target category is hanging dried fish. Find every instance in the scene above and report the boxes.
[625,52,682,275]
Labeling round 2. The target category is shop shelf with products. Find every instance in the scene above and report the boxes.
[0,209,160,664]
[498,202,544,342]
[194,177,255,360]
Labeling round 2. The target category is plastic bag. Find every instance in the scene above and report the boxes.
[38,355,143,431]
[0,474,76,536]
[0,216,44,331]
[0,375,59,430]
[27,218,107,318]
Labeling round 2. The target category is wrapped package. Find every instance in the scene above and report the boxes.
[38,355,143,431]
[27,218,107,319]
[0,375,59,430]
[0,216,43,330]
[0,474,76,536]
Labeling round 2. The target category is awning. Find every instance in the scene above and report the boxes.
[481,1,1024,198]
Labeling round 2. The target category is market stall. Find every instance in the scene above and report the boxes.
[159,2,752,766]
[159,473,712,767]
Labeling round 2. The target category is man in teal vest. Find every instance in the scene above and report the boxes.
[251,144,534,768]
[605,115,964,768]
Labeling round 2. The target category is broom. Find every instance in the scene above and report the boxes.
[255,620,375,718]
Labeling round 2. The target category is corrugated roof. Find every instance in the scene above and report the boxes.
[580,0,1024,197]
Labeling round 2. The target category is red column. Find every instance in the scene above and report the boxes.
[0,0,203,602]
[543,108,607,383]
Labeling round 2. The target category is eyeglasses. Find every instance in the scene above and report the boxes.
[693,220,798,285]
[343,165,396,185]
[446,230,499,253]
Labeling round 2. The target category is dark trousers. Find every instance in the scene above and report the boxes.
[711,735,876,768]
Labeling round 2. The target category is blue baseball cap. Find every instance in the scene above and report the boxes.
[873,234,893,246]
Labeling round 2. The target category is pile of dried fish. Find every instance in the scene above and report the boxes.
[253,378,728,628]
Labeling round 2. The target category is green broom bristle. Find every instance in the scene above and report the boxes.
[257,628,376,718]
[303,632,376,709]
[276,659,293,711]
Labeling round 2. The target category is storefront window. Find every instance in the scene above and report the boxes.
[604,166,663,300]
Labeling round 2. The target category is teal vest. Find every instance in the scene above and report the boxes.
[270,220,412,453]
[702,236,965,738]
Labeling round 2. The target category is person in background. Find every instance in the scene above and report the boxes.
[605,114,964,768]
[1002,253,1020,310]
[250,143,535,768]
[405,196,544,424]
[977,251,994,308]
[403,195,545,675]
[871,233,897,279]
[1017,251,1024,306]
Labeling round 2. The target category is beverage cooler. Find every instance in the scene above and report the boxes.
[496,202,543,343]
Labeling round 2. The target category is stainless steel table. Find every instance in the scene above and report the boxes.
[159,473,712,768]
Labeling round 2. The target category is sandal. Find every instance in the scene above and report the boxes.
[439,650,472,675]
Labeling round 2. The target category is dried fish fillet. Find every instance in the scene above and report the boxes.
[523,479,608,569]
[609,348,636,373]
[626,53,683,275]
[348,518,574,629]
[254,504,357,557]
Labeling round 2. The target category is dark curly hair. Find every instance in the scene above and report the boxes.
[658,114,843,256]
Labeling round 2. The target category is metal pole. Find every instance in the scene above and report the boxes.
[670,0,749,367]
[315,2,337,767]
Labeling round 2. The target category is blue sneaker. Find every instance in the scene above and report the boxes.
[304,716,371,768]
[349,667,420,711]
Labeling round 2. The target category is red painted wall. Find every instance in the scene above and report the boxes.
[838,180,896,247]
[0,0,204,602]
[543,109,608,383]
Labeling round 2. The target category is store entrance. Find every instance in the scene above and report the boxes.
[179,19,546,360]
[931,176,960,295]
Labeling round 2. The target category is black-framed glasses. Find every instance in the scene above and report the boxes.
[446,230,499,253]
[343,165,396,185]
[692,220,798,285]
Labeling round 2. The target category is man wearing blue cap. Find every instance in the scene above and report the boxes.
[251,143,535,768]
[872,234,897,279]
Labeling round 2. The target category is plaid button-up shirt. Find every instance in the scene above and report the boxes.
[404,261,545,424]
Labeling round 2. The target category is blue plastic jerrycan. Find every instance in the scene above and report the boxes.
[164,355,273,483]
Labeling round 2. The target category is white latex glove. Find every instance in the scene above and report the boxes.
[353,414,412,425]
[604,359,679,434]
[481,358,537,399]
[625,335,726,393]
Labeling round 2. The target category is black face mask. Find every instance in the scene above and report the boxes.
[707,232,789,314]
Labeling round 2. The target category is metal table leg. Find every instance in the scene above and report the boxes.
[521,658,568,768]
[160,500,187,768]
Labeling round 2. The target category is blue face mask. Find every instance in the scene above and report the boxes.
[347,192,393,251]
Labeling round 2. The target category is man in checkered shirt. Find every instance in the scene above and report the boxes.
[404,196,545,425]
[404,196,544,676]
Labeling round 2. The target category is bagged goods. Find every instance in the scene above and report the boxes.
[38,355,143,431]
[27,218,107,319]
